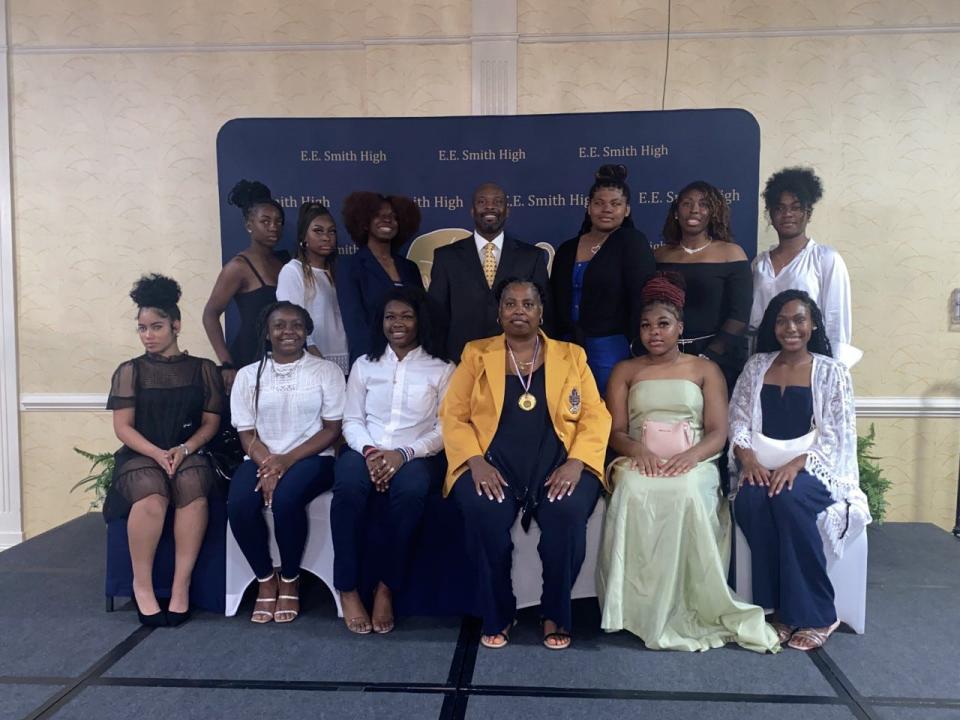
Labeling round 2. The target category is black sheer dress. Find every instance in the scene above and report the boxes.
[104,353,224,521]
[656,260,752,394]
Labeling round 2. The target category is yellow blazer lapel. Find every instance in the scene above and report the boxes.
[481,339,506,419]
[543,333,566,424]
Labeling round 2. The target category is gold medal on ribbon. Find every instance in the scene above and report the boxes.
[507,336,541,413]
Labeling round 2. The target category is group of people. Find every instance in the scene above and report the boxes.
[105,163,869,655]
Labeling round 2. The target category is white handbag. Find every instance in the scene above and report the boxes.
[751,429,817,470]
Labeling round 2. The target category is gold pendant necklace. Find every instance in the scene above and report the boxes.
[507,336,540,412]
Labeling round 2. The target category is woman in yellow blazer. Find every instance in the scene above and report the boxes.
[440,278,611,651]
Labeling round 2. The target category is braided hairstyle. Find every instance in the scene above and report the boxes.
[755,289,832,357]
[129,273,181,322]
[295,200,338,299]
[639,271,686,320]
[661,180,733,244]
[578,164,635,235]
[250,301,315,425]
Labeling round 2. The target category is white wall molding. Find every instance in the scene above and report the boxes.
[19,392,960,418]
[0,0,23,549]
[9,22,959,57]
[518,24,960,44]
[20,394,108,412]
[855,397,960,419]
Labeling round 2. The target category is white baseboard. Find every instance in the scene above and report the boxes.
[0,529,24,550]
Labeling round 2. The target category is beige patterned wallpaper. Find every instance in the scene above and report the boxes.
[10,0,960,536]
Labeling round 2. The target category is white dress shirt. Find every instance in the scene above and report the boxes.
[276,259,350,374]
[231,353,346,457]
[474,231,504,270]
[749,238,853,353]
[343,345,454,457]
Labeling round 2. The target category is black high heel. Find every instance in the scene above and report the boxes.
[136,608,167,627]
[166,609,191,627]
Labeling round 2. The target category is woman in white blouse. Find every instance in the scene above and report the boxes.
[331,287,453,634]
[749,168,857,365]
[228,301,346,624]
[731,290,869,651]
[276,201,350,373]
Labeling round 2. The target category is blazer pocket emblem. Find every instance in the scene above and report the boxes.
[568,388,581,414]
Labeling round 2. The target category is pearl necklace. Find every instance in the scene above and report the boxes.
[681,238,712,255]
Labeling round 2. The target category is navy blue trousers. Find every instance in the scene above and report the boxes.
[228,456,335,579]
[453,470,600,636]
[331,448,445,592]
[735,472,837,628]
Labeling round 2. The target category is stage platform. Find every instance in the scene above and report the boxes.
[1,515,958,720]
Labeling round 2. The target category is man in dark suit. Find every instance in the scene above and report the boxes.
[429,183,551,362]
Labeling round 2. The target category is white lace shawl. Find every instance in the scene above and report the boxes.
[728,352,871,557]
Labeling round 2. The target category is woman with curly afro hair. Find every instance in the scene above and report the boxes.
[656,180,751,394]
[748,168,855,365]
[337,192,424,365]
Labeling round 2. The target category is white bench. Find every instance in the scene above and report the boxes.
[512,496,606,609]
[225,491,607,618]
[734,522,867,633]
[225,492,342,617]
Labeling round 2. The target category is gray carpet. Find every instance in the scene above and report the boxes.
[0,685,66,720]
[471,608,835,695]
[50,687,445,720]
[874,707,960,720]
[1,514,958,720]
[104,613,461,684]
[464,696,859,720]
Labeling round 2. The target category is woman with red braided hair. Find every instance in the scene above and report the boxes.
[597,273,779,652]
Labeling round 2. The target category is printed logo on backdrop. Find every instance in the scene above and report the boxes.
[216,110,759,325]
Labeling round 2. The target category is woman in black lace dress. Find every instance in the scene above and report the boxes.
[202,179,288,392]
[655,180,752,394]
[107,275,224,626]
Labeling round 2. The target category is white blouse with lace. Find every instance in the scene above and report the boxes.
[728,351,871,557]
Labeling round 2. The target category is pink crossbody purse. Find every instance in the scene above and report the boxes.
[641,420,694,459]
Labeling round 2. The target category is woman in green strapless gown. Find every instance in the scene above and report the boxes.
[598,273,779,653]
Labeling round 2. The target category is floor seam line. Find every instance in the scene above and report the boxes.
[20,625,156,720]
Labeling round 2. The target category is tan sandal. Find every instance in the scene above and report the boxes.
[770,621,797,644]
[251,573,277,624]
[275,575,300,624]
[788,620,840,651]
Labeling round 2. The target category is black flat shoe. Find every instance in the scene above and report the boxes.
[137,609,167,627]
[166,609,191,627]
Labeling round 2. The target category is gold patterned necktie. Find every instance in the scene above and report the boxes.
[482,241,497,288]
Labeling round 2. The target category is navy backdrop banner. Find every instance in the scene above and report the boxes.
[216,109,760,335]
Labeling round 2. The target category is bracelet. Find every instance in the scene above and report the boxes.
[178,443,191,456]
[362,446,378,458]
[220,362,236,371]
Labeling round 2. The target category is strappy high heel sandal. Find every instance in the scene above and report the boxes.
[275,575,300,624]
[251,573,278,624]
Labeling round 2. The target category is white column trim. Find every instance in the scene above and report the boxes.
[0,0,23,550]
[471,0,518,115]
[18,392,960,418]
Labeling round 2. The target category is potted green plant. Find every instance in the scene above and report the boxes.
[858,424,891,524]
[71,447,115,510]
